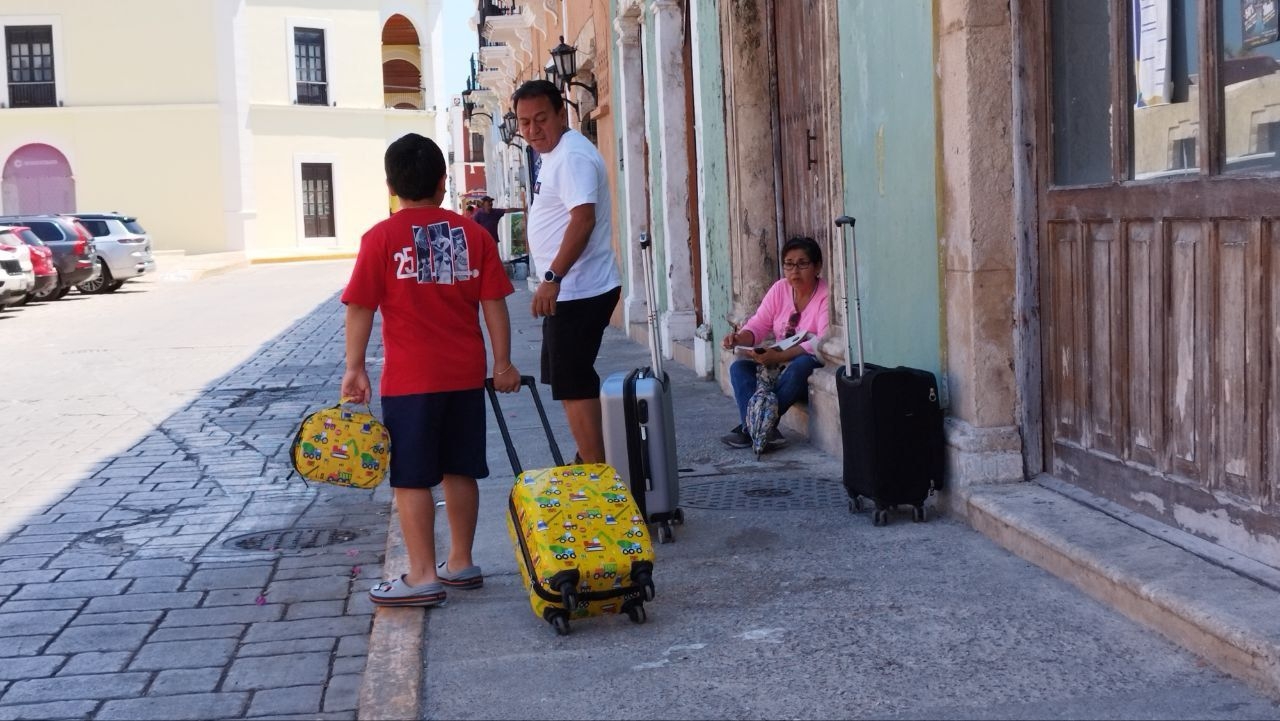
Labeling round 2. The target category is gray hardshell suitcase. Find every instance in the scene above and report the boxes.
[601,231,684,543]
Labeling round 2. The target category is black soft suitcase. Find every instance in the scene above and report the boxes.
[832,216,945,525]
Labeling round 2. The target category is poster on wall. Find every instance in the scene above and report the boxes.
[1133,0,1171,107]
[1243,0,1279,50]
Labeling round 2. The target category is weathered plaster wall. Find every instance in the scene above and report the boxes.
[642,18,670,315]
[935,0,1025,490]
[690,0,733,367]
[838,0,943,379]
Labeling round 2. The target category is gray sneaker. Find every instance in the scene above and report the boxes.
[721,425,751,449]
[436,561,483,590]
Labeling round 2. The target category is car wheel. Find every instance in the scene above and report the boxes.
[105,280,124,293]
[32,272,60,301]
[76,261,112,294]
[53,286,71,300]
[13,292,29,307]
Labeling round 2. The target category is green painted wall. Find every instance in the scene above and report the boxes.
[692,0,732,366]
[838,0,943,380]
[643,24,669,310]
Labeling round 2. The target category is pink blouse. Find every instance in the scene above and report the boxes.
[741,277,830,356]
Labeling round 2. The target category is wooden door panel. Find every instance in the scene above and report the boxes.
[1270,220,1280,509]
[1048,221,1082,442]
[773,0,831,255]
[1126,220,1163,468]
[1212,219,1264,501]
[1086,221,1122,455]
[1165,219,1206,481]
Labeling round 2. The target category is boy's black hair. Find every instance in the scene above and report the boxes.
[782,236,823,267]
[385,133,446,202]
[511,79,564,114]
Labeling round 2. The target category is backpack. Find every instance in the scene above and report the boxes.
[290,400,391,489]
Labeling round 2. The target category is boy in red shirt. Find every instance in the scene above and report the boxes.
[341,133,520,607]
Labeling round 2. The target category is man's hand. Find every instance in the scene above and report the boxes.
[492,363,521,393]
[341,367,372,405]
[531,280,560,318]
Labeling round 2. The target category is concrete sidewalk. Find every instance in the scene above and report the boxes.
[359,286,1280,720]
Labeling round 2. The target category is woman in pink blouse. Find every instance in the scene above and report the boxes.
[719,236,830,451]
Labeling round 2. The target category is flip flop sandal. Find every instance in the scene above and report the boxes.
[369,575,448,607]
[436,561,484,590]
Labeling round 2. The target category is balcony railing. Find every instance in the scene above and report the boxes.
[8,82,56,108]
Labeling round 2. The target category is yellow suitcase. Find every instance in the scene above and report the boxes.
[290,400,391,489]
[487,378,655,635]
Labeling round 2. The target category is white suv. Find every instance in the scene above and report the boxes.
[69,212,157,293]
[0,226,35,309]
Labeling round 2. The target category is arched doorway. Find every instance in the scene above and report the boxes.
[2,144,75,215]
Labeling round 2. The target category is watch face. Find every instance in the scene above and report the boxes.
[544,270,556,282]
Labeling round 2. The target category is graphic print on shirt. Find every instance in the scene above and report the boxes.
[411,221,474,285]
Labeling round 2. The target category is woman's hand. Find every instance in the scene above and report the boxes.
[721,331,738,350]
[492,363,521,393]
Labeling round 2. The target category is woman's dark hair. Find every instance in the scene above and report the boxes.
[385,133,446,201]
[511,79,564,114]
[781,236,822,268]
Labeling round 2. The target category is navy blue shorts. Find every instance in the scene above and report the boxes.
[381,389,489,489]
[541,286,621,400]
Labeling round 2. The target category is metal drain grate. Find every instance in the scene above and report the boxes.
[223,528,361,551]
[681,477,847,510]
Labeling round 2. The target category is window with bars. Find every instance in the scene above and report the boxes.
[294,28,328,106]
[301,163,335,237]
[6,25,55,108]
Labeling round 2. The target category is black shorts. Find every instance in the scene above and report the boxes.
[381,389,489,489]
[541,286,621,400]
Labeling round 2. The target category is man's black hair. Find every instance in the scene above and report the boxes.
[511,79,564,114]
[782,236,823,267]
[385,133,446,202]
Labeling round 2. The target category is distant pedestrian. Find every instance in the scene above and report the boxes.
[341,132,521,608]
[464,203,477,219]
[472,195,513,245]
[513,79,622,464]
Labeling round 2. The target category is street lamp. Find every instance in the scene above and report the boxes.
[548,36,597,104]
[499,110,522,146]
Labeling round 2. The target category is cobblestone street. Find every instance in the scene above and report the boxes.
[0,261,386,720]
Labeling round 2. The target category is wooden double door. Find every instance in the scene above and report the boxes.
[1029,0,1280,564]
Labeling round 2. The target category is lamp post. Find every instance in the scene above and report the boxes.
[548,36,598,104]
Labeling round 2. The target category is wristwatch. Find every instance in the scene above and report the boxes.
[543,269,564,284]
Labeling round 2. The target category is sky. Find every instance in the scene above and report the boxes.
[437,1,475,113]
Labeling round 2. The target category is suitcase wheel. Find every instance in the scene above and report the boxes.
[672,508,685,525]
[550,613,571,636]
[848,496,863,514]
[657,523,675,544]
[912,505,927,523]
[557,582,578,614]
[872,509,890,527]
[625,603,647,625]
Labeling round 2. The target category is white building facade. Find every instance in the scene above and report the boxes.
[0,0,445,258]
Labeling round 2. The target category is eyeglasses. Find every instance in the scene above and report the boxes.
[782,260,813,271]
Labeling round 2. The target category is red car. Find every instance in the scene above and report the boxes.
[5,225,57,304]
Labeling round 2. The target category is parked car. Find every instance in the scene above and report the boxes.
[0,227,35,309]
[70,212,157,293]
[0,215,97,300]
[6,225,58,303]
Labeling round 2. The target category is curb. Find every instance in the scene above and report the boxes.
[250,252,357,265]
[964,482,1280,697]
[357,499,424,721]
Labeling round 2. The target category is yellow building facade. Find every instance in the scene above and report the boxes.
[0,0,444,258]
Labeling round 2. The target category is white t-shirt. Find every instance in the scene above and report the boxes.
[526,129,622,301]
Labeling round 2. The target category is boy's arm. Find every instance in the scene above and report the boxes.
[481,297,520,392]
[342,303,376,404]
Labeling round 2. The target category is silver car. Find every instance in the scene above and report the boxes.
[70,212,157,293]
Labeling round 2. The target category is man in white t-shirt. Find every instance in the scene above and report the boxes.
[513,79,622,464]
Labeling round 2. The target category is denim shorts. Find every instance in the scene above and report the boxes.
[381,389,489,488]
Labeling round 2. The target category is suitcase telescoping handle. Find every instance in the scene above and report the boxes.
[638,231,664,376]
[484,375,565,476]
[834,215,865,377]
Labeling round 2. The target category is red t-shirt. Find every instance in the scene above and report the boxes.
[341,206,514,396]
